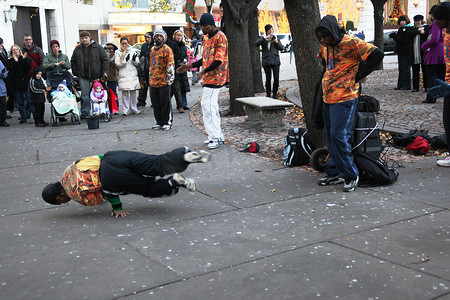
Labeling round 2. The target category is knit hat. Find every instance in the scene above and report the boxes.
[154,28,166,38]
[199,13,215,26]
[265,24,273,33]
[413,15,424,21]
[50,40,60,48]
[433,3,450,21]
[42,182,63,205]
[57,80,67,91]
[93,81,102,90]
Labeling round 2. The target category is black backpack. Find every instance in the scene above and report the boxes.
[354,152,399,187]
[283,127,316,167]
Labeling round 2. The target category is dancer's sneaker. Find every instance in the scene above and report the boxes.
[171,173,196,191]
[152,124,162,130]
[184,150,211,163]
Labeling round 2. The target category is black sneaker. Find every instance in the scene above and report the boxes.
[317,174,344,186]
[343,176,359,192]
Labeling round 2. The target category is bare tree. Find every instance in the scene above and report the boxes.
[284,0,325,147]
[222,0,261,115]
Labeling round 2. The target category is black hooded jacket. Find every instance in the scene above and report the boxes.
[29,66,46,103]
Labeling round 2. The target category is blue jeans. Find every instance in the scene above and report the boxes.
[14,90,34,120]
[322,99,359,180]
[182,92,188,108]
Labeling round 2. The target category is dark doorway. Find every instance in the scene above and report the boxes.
[13,6,42,48]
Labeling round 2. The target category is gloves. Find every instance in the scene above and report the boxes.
[126,54,130,62]
[428,79,450,99]
[132,53,137,61]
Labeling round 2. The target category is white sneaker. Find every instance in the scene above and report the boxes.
[184,150,211,163]
[204,138,224,145]
[172,173,196,191]
[437,156,450,167]
[161,124,171,131]
[207,139,220,149]
[132,110,141,115]
[152,124,161,130]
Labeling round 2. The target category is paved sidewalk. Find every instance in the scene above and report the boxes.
[0,53,448,299]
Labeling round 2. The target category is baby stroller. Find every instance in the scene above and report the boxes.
[89,78,112,123]
[46,69,81,126]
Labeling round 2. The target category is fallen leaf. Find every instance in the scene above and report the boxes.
[410,256,430,265]
[221,189,227,192]
[270,189,276,192]
[255,169,263,172]
[134,132,138,134]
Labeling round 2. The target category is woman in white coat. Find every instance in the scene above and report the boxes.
[115,37,141,116]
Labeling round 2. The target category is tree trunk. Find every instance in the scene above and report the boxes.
[248,7,265,93]
[284,0,325,147]
[371,0,388,70]
[222,0,261,116]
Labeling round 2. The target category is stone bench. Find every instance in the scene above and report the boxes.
[236,96,294,128]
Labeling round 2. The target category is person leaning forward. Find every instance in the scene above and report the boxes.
[41,147,211,218]
[70,31,109,117]
[315,15,384,192]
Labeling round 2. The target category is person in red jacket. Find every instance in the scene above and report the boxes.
[22,34,44,76]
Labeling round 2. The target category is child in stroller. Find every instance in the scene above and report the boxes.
[46,69,80,126]
[90,79,112,122]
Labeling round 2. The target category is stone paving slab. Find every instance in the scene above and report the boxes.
[0,191,235,259]
[333,210,450,280]
[367,158,450,209]
[124,243,449,300]
[118,191,439,278]
[0,236,181,300]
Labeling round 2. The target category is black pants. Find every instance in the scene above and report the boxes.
[0,96,6,123]
[425,64,446,103]
[412,63,427,90]
[33,102,45,125]
[99,148,190,198]
[444,96,450,153]
[263,64,280,97]
[137,79,149,104]
[150,85,172,126]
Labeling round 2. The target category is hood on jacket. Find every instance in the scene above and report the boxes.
[315,15,345,46]
[32,66,44,78]
[105,41,118,51]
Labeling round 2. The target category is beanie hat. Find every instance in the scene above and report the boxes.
[42,182,63,205]
[413,15,424,21]
[144,31,153,38]
[93,81,102,90]
[265,24,273,33]
[199,13,215,26]
[433,3,450,21]
[50,40,60,48]
[154,28,166,38]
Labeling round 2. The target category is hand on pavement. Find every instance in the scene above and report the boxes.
[111,210,130,218]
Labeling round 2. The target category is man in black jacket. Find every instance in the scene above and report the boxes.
[137,32,153,107]
[255,24,284,98]
[70,31,109,117]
